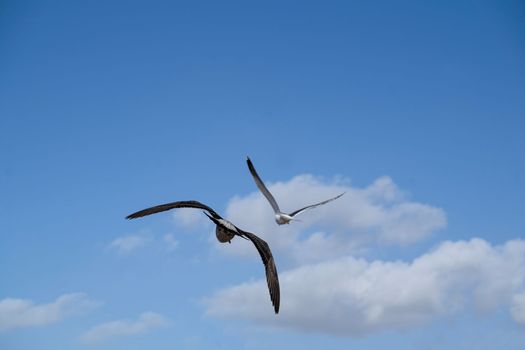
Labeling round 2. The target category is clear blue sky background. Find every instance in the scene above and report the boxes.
[1,0,524,349]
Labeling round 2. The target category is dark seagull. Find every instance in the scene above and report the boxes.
[126,200,280,314]
[247,157,345,225]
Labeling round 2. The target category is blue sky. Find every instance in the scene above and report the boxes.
[1,0,524,349]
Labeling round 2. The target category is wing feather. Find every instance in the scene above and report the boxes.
[288,192,345,218]
[240,229,280,314]
[126,200,222,220]
[247,157,281,214]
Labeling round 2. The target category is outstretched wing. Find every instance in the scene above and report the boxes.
[247,157,281,214]
[126,200,222,220]
[239,229,280,314]
[288,192,345,218]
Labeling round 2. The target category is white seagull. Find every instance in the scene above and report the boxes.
[126,200,280,314]
[247,157,345,225]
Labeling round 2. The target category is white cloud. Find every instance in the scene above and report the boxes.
[163,233,179,252]
[510,292,525,326]
[204,238,525,335]
[172,208,208,229]
[0,293,98,331]
[224,175,446,263]
[108,234,149,254]
[108,232,181,255]
[80,312,169,343]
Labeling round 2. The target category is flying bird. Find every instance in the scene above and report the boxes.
[247,157,345,225]
[126,200,280,314]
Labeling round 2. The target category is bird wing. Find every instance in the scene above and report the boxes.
[126,200,222,220]
[288,192,345,218]
[239,229,280,314]
[246,157,281,214]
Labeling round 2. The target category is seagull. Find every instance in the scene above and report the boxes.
[247,157,345,225]
[126,200,280,314]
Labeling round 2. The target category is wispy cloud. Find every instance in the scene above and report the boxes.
[0,293,98,331]
[511,292,525,327]
[108,232,182,255]
[108,234,150,255]
[80,312,169,343]
[204,238,525,335]
[224,174,446,263]
[163,233,179,252]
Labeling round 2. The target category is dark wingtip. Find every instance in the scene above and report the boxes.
[246,157,255,170]
[126,211,144,220]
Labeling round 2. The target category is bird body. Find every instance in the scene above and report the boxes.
[126,200,280,314]
[215,218,237,243]
[275,213,295,225]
